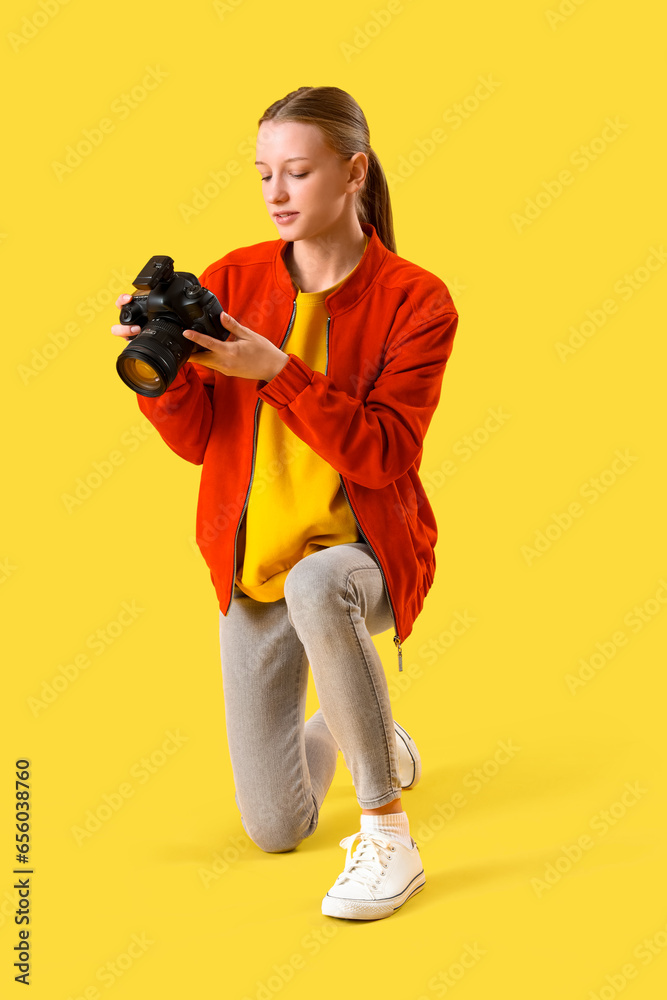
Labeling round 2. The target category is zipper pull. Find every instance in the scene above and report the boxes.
[393,634,403,672]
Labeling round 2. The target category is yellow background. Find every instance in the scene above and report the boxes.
[2,1,666,997]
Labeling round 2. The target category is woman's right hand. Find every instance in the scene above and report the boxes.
[111,294,141,341]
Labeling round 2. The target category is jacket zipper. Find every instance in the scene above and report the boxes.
[226,298,297,613]
[326,315,404,673]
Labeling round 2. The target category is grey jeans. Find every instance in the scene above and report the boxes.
[218,542,402,853]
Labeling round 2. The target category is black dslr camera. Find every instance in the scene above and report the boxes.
[116,255,229,397]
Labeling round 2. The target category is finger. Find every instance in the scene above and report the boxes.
[115,293,133,309]
[221,311,251,337]
[182,328,220,350]
[111,324,141,338]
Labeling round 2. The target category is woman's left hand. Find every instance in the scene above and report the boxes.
[182,311,290,382]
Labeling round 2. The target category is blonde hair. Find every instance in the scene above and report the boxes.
[258,86,396,254]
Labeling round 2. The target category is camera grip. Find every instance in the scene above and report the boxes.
[119,299,146,328]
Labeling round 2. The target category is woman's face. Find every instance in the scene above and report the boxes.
[255,120,367,241]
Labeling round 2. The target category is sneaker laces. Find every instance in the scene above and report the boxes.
[334,832,396,895]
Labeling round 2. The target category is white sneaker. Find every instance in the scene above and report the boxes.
[322,831,425,920]
[395,721,422,790]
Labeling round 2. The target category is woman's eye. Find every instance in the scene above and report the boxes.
[260,173,308,181]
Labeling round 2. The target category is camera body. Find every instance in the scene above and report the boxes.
[116,255,229,397]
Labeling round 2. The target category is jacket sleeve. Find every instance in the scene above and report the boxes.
[256,309,459,489]
[134,268,216,466]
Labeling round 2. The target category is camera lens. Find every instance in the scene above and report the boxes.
[117,355,164,394]
[116,317,189,397]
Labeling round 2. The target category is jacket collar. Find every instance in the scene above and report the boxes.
[274,222,388,314]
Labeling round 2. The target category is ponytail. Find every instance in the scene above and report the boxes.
[356,147,396,254]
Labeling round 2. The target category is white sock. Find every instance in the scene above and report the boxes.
[359,810,413,849]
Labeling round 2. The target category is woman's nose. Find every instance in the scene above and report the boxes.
[266,179,288,203]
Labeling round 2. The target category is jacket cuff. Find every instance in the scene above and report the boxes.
[257,353,314,406]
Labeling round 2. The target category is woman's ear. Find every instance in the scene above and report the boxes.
[348,150,369,192]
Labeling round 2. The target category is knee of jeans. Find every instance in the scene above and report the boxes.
[284,555,341,622]
[243,808,315,854]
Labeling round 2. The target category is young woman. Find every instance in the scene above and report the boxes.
[111,86,459,921]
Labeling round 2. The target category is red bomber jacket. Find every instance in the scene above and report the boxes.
[136,222,459,670]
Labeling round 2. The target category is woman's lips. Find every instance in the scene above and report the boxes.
[274,212,299,224]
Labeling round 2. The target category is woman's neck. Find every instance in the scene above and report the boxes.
[286,227,368,293]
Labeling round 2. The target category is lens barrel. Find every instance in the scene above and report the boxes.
[116,317,191,396]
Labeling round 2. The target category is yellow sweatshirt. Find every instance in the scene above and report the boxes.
[234,238,369,601]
